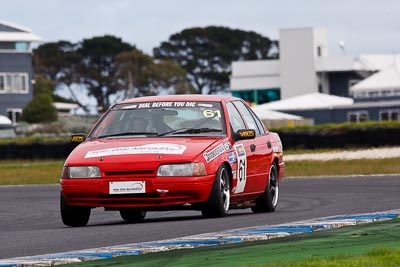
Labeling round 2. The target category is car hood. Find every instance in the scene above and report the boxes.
[65,137,223,167]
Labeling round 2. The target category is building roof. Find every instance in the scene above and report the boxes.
[350,56,400,92]
[314,54,400,73]
[315,56,357,72]
[0,20,42,42]
[358,54,400,71]
[0,115,12,125]
[256,92,354,111]
[53,102,80,111]
[251,106,304,120]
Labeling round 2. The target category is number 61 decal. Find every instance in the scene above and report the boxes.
[203,109,221,118]
[234,144,247,193]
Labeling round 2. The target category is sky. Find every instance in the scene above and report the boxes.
[2,0,400,57]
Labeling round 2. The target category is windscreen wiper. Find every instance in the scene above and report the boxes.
[98,132,158,138]
[159,128,222,136]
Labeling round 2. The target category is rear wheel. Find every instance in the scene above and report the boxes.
[119,209,146,223]
[251,162,279,213]
[202,165,230,218]
[60,193,91,227]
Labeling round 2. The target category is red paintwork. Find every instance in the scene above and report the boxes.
[61,95,285,210]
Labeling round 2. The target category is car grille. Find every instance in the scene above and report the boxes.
[104,170,155,177]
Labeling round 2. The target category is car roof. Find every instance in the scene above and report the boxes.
[117,94,242,105]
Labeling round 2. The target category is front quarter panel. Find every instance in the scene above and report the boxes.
[200,139,233,175]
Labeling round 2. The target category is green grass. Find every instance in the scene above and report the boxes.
[283,146,388,155]
[285,157,400,177]
[265,247,400,267]
[57,218,400,267]
[0,160,63,185]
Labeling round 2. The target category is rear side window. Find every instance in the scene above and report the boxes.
[226,102,246,132]
[233,101,262,135]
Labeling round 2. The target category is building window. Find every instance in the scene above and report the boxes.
[348,113,357,123]
[381,90,392,97]
[353,91,366,98]
[318,84,322,93]
[359,113,368,122]
[380,110,399,121]
[368,91,379,97]
[0,73,29,94]
[6,108,22,124]
[0,76,4,93]
[15,42,29,51]
[232,88,280,105]
[317,46,322,57]
[348,111,369,123]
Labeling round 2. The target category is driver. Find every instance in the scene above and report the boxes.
[130,116,148,132]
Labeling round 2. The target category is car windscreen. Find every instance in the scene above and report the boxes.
[89,101,226,138]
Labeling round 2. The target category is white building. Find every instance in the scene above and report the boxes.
[350,55,400,98]
[230,27,399,105]
[0,20,42,124]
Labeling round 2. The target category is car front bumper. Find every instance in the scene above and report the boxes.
[60,175,215,209]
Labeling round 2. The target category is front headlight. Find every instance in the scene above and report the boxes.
[157,163,206,176]
[62,166,102,178]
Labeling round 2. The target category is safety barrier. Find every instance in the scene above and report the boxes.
[0,142,77,159]
[0,127,399,159]
[278,127,400,149]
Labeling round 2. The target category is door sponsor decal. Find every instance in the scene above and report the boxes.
[203,141,233,163]
[223,141,232,150]
[203,144,225,163]
[234,143,247,193]
[84,143,187,158]
[228,152,237,164]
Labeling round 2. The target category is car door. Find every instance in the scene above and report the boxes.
[232,100,273,194]
[225,102,259,195]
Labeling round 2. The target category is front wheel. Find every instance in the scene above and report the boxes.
[251,162,279,213]
[60,193,91,227]
[119,209,146,223]
[202,165,230,218]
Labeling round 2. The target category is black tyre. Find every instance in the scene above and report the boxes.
[119,209,146,223]
[202,165,230,218]
[60,193,91,227]
[251,162,279,213]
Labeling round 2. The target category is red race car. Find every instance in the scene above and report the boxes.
[60,95,285,227]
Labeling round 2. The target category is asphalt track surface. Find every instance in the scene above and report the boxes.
[1,175,399,260]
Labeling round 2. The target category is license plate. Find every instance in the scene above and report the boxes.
[109,181,146,194]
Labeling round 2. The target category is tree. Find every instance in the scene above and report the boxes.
[33,41,86,110]
[150,60,196,95]
[114,50,154,98]
[154,26,278,94]
[78,35,134,112]
[21,76,58,123]
[115,50,194,99]
[33,41,81,82]
[33,75,54,96]
[33,36,135,112]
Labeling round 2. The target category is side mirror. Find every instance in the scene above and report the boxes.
[70,133,86,143]
[235,129,256,141]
